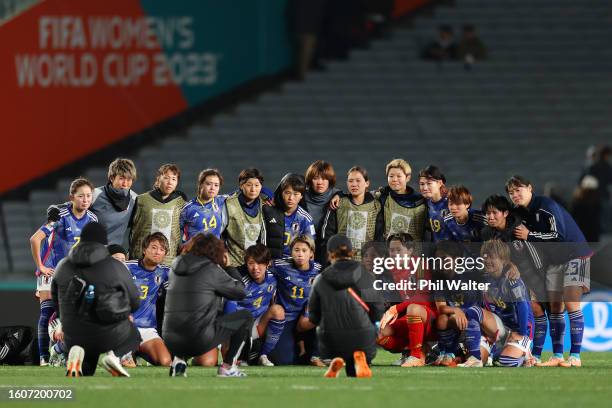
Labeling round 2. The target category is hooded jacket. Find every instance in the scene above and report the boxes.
[51,242,140,350]
[162,253,245,356]
[308,259,384,335]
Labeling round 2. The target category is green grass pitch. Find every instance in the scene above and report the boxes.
[2,351,612,408]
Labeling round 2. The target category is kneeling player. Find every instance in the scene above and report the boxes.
[127,233,172,367]
[223,244,281,366]
[433,241,486,367]
[462,240,534,367]
[377,234,438,367]
[269,236,322,365]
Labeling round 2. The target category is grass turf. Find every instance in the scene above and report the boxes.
[1,351,612,408]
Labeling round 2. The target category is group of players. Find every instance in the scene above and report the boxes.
[29,156,592,374]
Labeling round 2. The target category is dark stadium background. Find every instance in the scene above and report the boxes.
[0,0,610,350]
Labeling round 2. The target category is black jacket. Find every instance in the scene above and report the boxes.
[308,259,384,335]
[51,242,140,351]
[162,253,246,357]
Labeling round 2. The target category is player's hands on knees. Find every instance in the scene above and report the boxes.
[453,308,468,331]
[39,265,54,277]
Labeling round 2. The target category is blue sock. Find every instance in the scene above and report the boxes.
[37,300,54,360]
[548,313,565,356]
[438,329,458,356]
[261,319,285,356]
[465,319,482,360]
[498,355,524,367]
[464,306,484,324]
[532,315,547,358]
[568,310,584,356]
[53,341,66,355]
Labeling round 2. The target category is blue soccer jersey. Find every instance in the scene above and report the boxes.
[37,206,98,271]
[427,197,451,242]
[434,271,484,309]
[126,260,170,329]
[223,266,277,319]
[485,275,534,337]
[180,196,227,241]
[270,258,321,321]
[443,209,487,242]
[282,207,316,257]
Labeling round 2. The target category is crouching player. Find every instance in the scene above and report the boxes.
[127,232,172,367]
[467,240,534,367]
[223,244,281,366]
[433,241,486,367]
[377,234,438,367]
[269,236,322,365]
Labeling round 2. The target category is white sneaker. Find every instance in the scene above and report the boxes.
[65,346,84,377]
[169,358,187,377]
[39,357,49,367]
[217,365,247,377]
[392,355,408,366]
[258,354,274,367]
[458,356,483,367]
[100,351,130,377]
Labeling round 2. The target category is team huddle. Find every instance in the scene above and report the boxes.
[30,157,592,377]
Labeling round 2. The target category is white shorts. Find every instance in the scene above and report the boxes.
[546,258,590,292]
[138,327,161,345]
[37,275,53,292]
[251,315,263,340]
[492,314,532,356]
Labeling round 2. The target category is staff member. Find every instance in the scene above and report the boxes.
[308,235,384,378]
[163,233,252,377]
[51,222,141,377]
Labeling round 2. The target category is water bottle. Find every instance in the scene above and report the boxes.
[85,284,95,304]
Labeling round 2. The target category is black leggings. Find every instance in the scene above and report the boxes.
[67,327,140,376]
[210,310,253,365]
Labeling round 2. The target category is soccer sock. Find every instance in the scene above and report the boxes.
[53,341,67,355]
[406,316,425,359]
[261,319,285,356]
[37,300,54,360]
[568,310,584,357]
[464,319,482,360]
[548,313,566,357]
[437,329,457,356]
[498,355,524,367]
[464,306,483,324]
[532,315,548,358]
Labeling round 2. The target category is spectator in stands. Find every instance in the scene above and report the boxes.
[457,24,487,66]
[571,176,602,242]
[91,158,138,248]
[129,164,187,266]
[289,0,327,80]
[583,146,612,195]
[421,25,458,61]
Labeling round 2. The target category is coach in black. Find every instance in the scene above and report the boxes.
[163,233,252,377]
[52,222,141,377]
[308,234,384,378]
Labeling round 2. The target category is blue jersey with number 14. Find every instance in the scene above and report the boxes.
[180,196,227,241]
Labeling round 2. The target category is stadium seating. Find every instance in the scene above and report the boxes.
[2,0,610,274]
